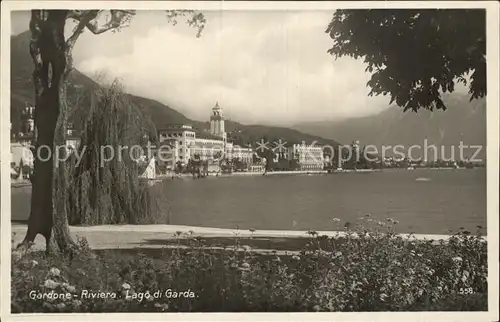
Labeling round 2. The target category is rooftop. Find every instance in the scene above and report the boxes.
[158,124,194,131]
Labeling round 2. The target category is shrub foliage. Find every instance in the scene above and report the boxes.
[66,81,163,225]
[12,218,487,312]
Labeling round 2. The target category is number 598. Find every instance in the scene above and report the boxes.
[459,287,474,295]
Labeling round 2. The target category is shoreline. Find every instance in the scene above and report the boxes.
[11,180,32,188]
[11,223,484,253]
[11,223,488,255]
[11,167,483,187]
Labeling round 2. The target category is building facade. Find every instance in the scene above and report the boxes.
[156,103,255,172]
[11,142,34,167]
[232,145,254,165]
[288,143,325,170]
[150,140,179,171]
[10,104,81,169]
[158,124,196,164]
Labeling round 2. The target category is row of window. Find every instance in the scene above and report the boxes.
[159,132,196,139]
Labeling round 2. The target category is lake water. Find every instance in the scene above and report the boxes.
[11,169,486,235]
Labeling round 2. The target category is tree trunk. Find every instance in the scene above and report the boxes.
[18,10,77,254]
[52,78,77,253]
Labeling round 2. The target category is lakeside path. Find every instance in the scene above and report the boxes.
[11,223,459,254]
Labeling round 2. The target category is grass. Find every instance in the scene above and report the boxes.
[11,217,487,313]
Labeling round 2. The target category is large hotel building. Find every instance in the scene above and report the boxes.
[11,102,327,174]
[155,102,254,170]
[154,103,326,172]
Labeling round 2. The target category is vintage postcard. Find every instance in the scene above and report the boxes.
[1,1,499,321]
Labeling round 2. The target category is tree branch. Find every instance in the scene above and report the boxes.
[85,10,135,34]
[68,10,135,36]
[66,10,99,54]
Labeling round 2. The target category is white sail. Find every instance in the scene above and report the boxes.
[139,157,156,180]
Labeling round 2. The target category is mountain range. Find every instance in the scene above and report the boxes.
[294,94,486,160]
[11,31,486,160]
[10,31,340,149]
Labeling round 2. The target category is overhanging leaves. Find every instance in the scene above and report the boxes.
[326,9,486,111]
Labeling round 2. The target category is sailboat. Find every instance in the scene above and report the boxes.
[139,157,162,183]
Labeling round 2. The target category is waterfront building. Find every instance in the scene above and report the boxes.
[10,104,80,170]
[157,102,256,172]
[157,125,226,163]
[150,140,179,171]
[192,138,226,162]
[11,142,34,167]
[288,143,324,171]
[158,124,196,164]
[249,164,265,172]
[232,145,254,165]
[22,104,35,135]
[224,142,234,161]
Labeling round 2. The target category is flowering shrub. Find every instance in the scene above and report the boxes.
[11,218,487,312]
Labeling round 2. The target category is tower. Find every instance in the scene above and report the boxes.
[22,103,35,136]
[210,102,226,141]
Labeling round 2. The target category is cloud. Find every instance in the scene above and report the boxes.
[60,11,394,125]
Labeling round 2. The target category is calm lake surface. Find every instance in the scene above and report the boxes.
[11,169,486,235]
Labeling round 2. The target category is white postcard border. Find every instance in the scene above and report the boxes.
[1,1,498,321]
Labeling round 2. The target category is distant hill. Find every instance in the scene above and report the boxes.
[224,121,340,147]
[10,31,188,138]
[295,94,486,161]
[11,31,339,149]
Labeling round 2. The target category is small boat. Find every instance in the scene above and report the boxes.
[407,166,415,170]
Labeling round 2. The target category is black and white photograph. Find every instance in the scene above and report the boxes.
[1,1,499,320]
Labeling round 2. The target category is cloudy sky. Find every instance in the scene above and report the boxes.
[12,10,394,126]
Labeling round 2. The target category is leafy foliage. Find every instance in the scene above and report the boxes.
[15,9,207,253]
[67,10,205,38]
[165,10,206,38]
[66,81,165,225]
[12,219,487,312]
[326,9,486,111]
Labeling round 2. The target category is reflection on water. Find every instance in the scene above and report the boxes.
[11,169,486,235]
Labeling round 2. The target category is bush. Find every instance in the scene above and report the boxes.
[11,218,487,312]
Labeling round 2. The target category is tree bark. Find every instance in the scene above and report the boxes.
[52,79,77,254]
[18,10,77,254]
